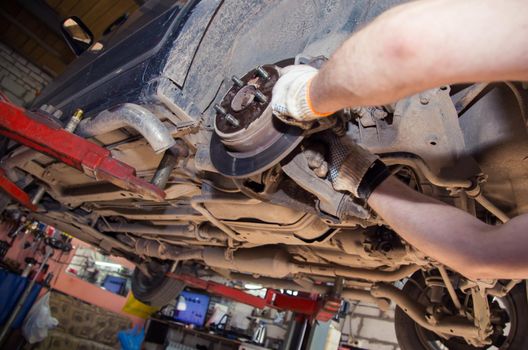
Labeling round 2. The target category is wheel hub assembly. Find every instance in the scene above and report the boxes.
[210,64,303,177]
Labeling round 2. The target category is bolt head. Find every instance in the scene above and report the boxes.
[231,76,244,88]
[224,114,240,127]
[256,66,270,80]
[254,90,268,103]
[214,104,227,115]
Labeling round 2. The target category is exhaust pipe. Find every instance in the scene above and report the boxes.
[76,103,175,153]
[116,234,203,260]
[203,247,294,278]
[118,242,418,284]
[105,223,226,242]
[202,247,419,282]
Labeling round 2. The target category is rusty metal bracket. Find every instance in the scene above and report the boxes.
[0,99,165,201]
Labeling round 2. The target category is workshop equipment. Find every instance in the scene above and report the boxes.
[0,233,71,346]
[166,273,340,322]
[0,97,165,204]
[8,215,28,239]
[251,322,266,345]
[0,245,52,346]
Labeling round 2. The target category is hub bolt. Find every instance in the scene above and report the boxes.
[224,114,240,127]
[215,104,239,127]
[214,104,227,115]
[256,66,270,80]
[231,76,244,88]
[254,90,268,103]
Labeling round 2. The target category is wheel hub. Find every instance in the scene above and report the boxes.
[210,64,303,177]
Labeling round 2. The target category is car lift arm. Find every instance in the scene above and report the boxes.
[167,273,339,321]
[0,168,37,211]
[0,98,165,204]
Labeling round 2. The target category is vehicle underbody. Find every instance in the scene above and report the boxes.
[1,1,527,349]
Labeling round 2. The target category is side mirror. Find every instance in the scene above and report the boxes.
[61,16,94,56]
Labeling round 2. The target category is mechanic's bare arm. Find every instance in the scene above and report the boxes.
[368,176,528,279]
[310,0,528,114]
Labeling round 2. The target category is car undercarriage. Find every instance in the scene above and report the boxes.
[1,1,527,349]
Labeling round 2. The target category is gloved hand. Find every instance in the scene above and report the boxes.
[326,135,390,199]
[271,65,333,123]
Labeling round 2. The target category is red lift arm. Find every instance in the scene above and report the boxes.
[0,168,37,211]
[167,273,340,321]
[0,98,165,204]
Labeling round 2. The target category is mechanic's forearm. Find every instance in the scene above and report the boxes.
[310,0,528,114]
[367,176,528,279]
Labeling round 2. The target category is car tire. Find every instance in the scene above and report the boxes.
[395,273,528,350]
[131,261,185,307]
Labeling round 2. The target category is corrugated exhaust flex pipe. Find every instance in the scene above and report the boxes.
[76,103,175,153]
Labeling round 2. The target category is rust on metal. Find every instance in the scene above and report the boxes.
[215,65,279,133]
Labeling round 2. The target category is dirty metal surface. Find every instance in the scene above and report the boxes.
[210,118,303,177]
[357,87,481,181]
[215,65,278,133]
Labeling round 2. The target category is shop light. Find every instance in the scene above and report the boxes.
[244,283,263,290]
[94,261,122,269]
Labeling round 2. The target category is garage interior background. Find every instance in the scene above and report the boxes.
[0,0,405,349]
[0,0,139,106]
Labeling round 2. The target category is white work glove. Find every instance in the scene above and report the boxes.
[271,65,333,123]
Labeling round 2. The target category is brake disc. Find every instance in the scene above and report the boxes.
[210,64,304,178]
